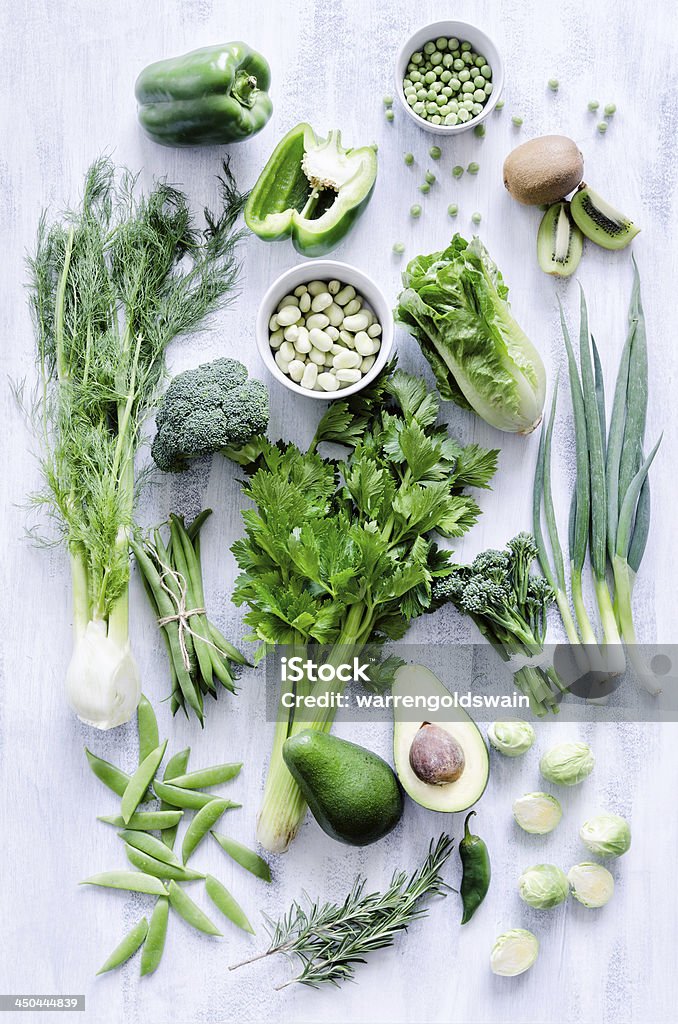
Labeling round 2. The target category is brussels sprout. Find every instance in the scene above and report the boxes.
[513,792,562,834]
[580,813,631,858]
[539,741,594,786]
[487,720,535,757]
[518,864,569,908]
[567,862,614,908]
[490,929,539,977]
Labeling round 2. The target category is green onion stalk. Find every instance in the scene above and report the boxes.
[27,158,246,729]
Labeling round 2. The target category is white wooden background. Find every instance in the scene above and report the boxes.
[1,0,677,1021]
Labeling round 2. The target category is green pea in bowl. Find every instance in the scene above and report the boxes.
[395,21,504,135]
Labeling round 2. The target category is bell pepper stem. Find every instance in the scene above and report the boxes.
[232,71,259,108]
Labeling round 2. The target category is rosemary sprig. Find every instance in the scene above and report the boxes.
[230,834,454,989]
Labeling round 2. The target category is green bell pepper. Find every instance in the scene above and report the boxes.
[244,123,378,257]
[134,43,272,147]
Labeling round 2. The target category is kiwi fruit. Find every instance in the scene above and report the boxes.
[503,135,584,206]
[537,201,584,276]
[570,183,640,250]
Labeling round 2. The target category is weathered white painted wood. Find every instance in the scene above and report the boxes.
[1,0,677,1021]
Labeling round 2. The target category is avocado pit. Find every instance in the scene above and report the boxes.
[409,722,466,785]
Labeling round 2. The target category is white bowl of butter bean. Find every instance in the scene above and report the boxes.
[255,260,394,399]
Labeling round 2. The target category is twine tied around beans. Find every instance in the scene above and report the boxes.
[154,554,225,671]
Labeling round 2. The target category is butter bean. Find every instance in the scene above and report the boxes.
[328,280,341,295]
[335,285,356,306]
[269,329,284,349]
[338,330,355,348]
[294,284,308,297]
[344,312,370,333]
[279,341,296,361]
[343,298,362,317]
[367,323,382,338]
[361,355,376,373]
[311,291,333,312]
[299,292,312,313]
[288,359,305,382]
[275,350,291,372]
[277,294,298,310]
[325,325,339,340]
[324,352,334,366]
[300,363,318,389]
[294,333,312,354]
[354,330,374,355]
[268,314,279,332]
[333,349,361,370]
[336,368,362,384]
[308,328,333,352]
[306,313,330,331]
[309,348,326,365]
[283,324,300,342]
[325,303,345,327]
[307,280,327,296]
[318,371,340,392]
[276,305,302,327]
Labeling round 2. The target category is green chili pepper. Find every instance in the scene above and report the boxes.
[244,122,378,257]
[459,811,491,924]
[134,43,273,147]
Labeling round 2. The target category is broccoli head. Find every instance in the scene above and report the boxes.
[151,358,269,472]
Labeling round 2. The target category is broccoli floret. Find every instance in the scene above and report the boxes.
[151,358,269,472]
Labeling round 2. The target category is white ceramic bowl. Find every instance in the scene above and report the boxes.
[255,260,394,401]
[395,21,504,136]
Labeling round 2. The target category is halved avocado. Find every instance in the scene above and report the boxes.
[393,664,489,812]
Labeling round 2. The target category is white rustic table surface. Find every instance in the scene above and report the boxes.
[1,0,677,1022]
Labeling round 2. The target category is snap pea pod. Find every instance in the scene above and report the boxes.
[96,917,148,975]
[211,832,271,882]
[98,810,183,831]
[125,844,204,882]
[153,780,231,811]
[121,741,167,824]
[459,812,491,924]
[140,897,170,977]
[182,799,234,864]
[137,695,160,765]
[205,874,254,934]
[160,748,191,851]
[85,749,131,797]
[119,830,183,867]
[170,763,242,790]
[79,871,167,896]
[168,880,222,936]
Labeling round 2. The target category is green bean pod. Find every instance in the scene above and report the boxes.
[459,811,491,924]
[168,880,222,936]
[181,798,234,864]
[85,749,131,797]
[121,741,167,824]
[125,844,205,882]
[79,871,167,896]
[170,763,242,790]
[140,897,169,976]
[159,748,191,851]
[205,874,254,934]
[96,917,148,975]
[118,830,183,867]
[137,695,160,764]
[211,832,271,882]
[153,780,230,812]
[98,810,183,831]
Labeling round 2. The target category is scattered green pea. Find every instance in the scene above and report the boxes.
[424,170,436,184]
[429,145,442,159]
[404,152,414,165]
[447,204,459,217]
[473,124,486,138]
[383,94,394,107]
[588,100,600,111]
[511,115,524,126]
[467,162,480,174]
[597,122,608,134]
[495,98,505,110]
[548,78,559,91]
[410,204,422,218]
[385,109,394,122]
[452,165,464,178]
[604,103,616,116]
[471,212,482,224]
[392,242,405,255]
[419,182,431,194]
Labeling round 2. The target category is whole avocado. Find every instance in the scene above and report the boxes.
[283,731,403,846]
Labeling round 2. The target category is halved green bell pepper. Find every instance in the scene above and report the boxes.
[135,43,272,147]
[244,123,378,257]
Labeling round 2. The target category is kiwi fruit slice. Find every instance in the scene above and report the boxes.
[570,183,640,250]
[537,201,583,276]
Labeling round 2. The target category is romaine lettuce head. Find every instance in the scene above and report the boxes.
[396,235,546,433]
